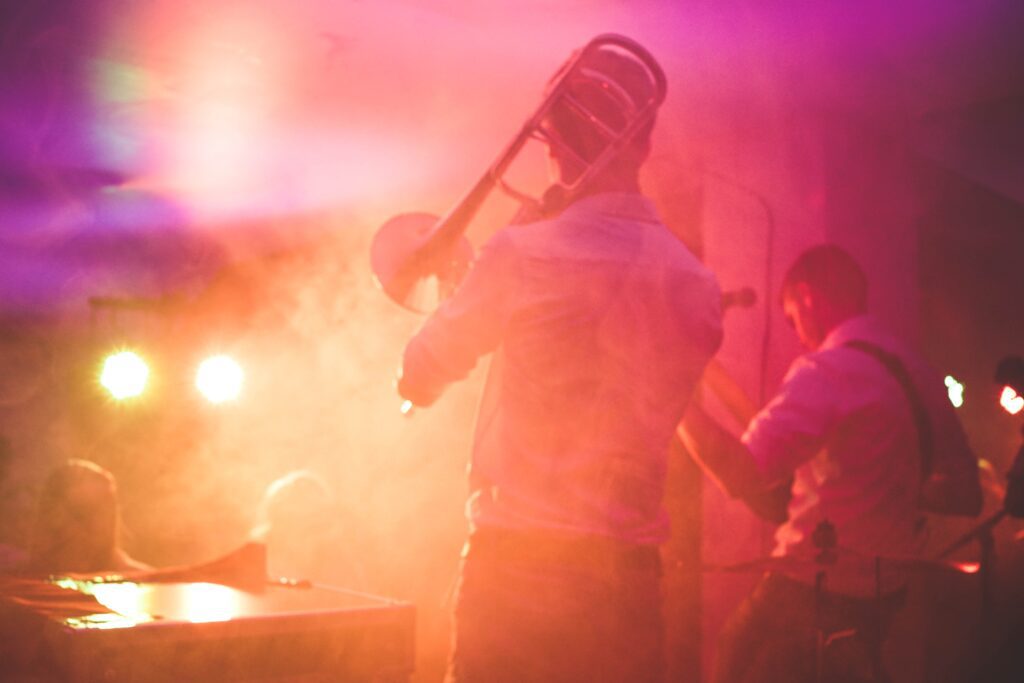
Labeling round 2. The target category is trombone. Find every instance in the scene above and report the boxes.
[370,34,667,312]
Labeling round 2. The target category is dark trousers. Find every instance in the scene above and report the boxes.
[444,527,664,683]
[713,572,906,683]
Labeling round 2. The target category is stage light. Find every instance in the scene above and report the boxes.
[195,355,244,404]
[944,375,964,408]
[100,350,150,400]
[1000,386,1023,416]
[995,356,1024,416]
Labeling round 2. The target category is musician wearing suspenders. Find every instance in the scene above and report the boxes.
[680,244,982,683]
[395,40,722,683]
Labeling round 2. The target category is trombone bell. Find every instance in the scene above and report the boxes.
[370,34,665,313]
[370,212,474,313]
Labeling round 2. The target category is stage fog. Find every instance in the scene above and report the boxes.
[1,2,1022,682]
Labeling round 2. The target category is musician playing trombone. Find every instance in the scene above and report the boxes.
[395,38,723,683]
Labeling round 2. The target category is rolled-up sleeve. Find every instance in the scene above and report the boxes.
[741,356,837,484]
[400,231,518,405]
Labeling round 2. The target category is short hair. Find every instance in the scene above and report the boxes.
[29,459,120,572]
[544,45,661,172]
[781,244,868,313]
[251,470,333,541]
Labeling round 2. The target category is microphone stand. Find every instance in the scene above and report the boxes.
[936,424,1024,622]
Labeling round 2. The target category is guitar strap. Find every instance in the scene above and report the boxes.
[844,340,934,480]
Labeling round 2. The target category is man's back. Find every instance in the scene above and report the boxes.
[464,192,723,543]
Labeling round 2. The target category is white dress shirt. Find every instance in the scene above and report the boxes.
[402,192,722,544]
[742,315,976,594]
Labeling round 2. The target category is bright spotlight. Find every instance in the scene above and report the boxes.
[944,375,965,408]
[1000,386,1023,416]
[196,355,244,404]
[100,350,150,400]
[995,356,1024,416]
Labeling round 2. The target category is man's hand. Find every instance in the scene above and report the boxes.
[396,367,442,409]
[679,403,778,510]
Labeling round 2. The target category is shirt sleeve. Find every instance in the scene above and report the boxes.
[741,355,838,484]
[399,230,518,405]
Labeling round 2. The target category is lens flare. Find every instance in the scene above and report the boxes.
[944,375,964,408]
[196,355,244,404]
[1000,385,1023,415]
[100,350,150,400]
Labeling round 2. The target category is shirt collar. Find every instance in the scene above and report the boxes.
[819,314,879,351]
[560,191,661,224]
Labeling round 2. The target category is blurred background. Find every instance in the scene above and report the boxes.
[1,1,1022,681]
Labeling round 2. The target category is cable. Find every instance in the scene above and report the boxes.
[702,168,776,405]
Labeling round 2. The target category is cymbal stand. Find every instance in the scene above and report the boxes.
[814,568,825,683]
[872,555,884,683]
[811,520,838,683]
[936,503,1008,621]
[934,424,1024,645]
[935,424,1024,621]
[811,520,887,683]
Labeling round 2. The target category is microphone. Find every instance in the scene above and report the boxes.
[721,287,757,310]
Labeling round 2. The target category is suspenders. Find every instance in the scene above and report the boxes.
[844,340,934,480]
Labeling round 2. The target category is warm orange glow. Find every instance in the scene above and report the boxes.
[180,582,241,623]
[196,355,245,404]
[99,350,150,400]
[89,582,153,624]
[952,561,981,575]
[1000,386,1024,415]
[74,581,239,625]
[52,579,153,630]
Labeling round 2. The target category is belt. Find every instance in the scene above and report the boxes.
[466,527,662,573]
